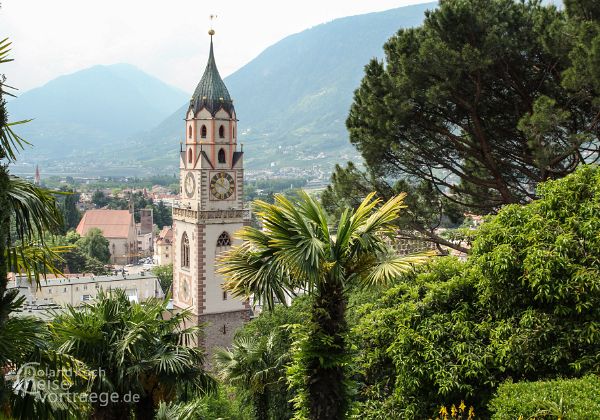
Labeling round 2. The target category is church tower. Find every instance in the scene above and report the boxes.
[172,30,250,353]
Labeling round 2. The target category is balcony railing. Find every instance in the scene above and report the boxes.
[173,203,250,221]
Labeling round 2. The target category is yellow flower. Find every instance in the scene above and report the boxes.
[451,405,457,417]
[468,407,475,420]
[440,406,448,416]
[459,401,466,412]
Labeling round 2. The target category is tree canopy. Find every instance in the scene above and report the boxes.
[351,165,600,418]
[345,0,599,220]
[76,227,110,263]
[219,192,429,420]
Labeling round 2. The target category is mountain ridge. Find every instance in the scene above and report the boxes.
[117,2,437,176]
[10,3,438,177]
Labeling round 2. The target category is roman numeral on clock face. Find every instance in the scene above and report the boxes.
[210,172,235,200]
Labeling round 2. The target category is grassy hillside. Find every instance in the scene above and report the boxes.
[116,3,436,176]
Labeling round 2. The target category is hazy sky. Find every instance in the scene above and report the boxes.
[0,0,434,94]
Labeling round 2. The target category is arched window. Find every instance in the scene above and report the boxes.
[216,232,231,255]
[201,125,207,138]
[188,148,193,164]
[188,125,192,139]
[219,125,225,138]
[218,148,226,164]
[181,233,190,268]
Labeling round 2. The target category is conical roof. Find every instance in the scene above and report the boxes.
[190,37,234,116]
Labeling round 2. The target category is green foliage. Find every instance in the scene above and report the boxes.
[565,0,600,21]
[351,166,600,418]
[45,231,109,275]
[152,263,173,294]
[322,163,467,253]
[214,331,289,420]
[245,178,309,203]
[347,0,598,217]
[50,289,215,418]
[155,386,252,420]
[232,297,311,420]
[57,187,81,233]
[154,200,172,228]
[91,190,109,208]
[489,375,600,419]
[76,227,110,263]
[0,35,71,414]
[219,192,429,420]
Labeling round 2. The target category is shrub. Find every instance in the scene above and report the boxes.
[489,375,600,419]
[351,165,600,418]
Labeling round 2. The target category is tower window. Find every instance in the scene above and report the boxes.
[232,126,235,139]
[217,231,232,248]
[222,324,227,335]
[222,290,227,300]
[218,148,226,164]
[181,233,190,268]
[201,125,207,138]
[219,125,225,138]
[188,125,192,139]
[188,148,193,164]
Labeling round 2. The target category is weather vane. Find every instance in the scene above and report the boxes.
[209,14,217,36]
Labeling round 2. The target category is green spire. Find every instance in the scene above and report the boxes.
[190,35,234,116]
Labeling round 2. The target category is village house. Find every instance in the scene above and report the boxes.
[76,209,138,265]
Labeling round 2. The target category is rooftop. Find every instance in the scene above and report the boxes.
[189,35,234,117]
[76,209,134,238]
[14,272,158,287]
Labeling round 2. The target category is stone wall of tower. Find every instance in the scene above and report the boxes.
[203,223,245,313]
[199,309,251,365]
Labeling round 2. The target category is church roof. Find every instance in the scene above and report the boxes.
[76,210,134,239]
[190,37,234,117]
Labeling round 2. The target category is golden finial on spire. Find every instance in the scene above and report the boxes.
[208,14,217,36]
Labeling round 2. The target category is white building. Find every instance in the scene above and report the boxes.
[9,273,164,319]
[154,226,173,266]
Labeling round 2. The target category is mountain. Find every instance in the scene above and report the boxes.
[120,2,436,176]
[8,64,187,169]
[10,3,436,177]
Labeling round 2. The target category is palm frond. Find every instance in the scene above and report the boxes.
[7,175,63,241]
[0,120,31,161]
[359,193,407,236]
[360,250,435,287]
[6,242,70,286]
[295,190,330,241]
[218,240,296,310]
[0,37,12,63]
[0,291,47,365]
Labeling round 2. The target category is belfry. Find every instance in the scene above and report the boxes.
[172,29,251,354]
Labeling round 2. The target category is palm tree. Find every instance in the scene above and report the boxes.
[214,331,287,420]
[218,191,430,420]
[50,289,216,420]
[0,36,70,413]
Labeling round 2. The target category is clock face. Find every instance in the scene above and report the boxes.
[179,276,191,303]
[184,172,195,198]
[210,172,235,200]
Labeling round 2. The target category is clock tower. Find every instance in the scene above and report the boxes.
[172,30,251,355]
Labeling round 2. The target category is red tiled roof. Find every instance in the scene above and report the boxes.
[76,210,133,239]
[156,226,173,244]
